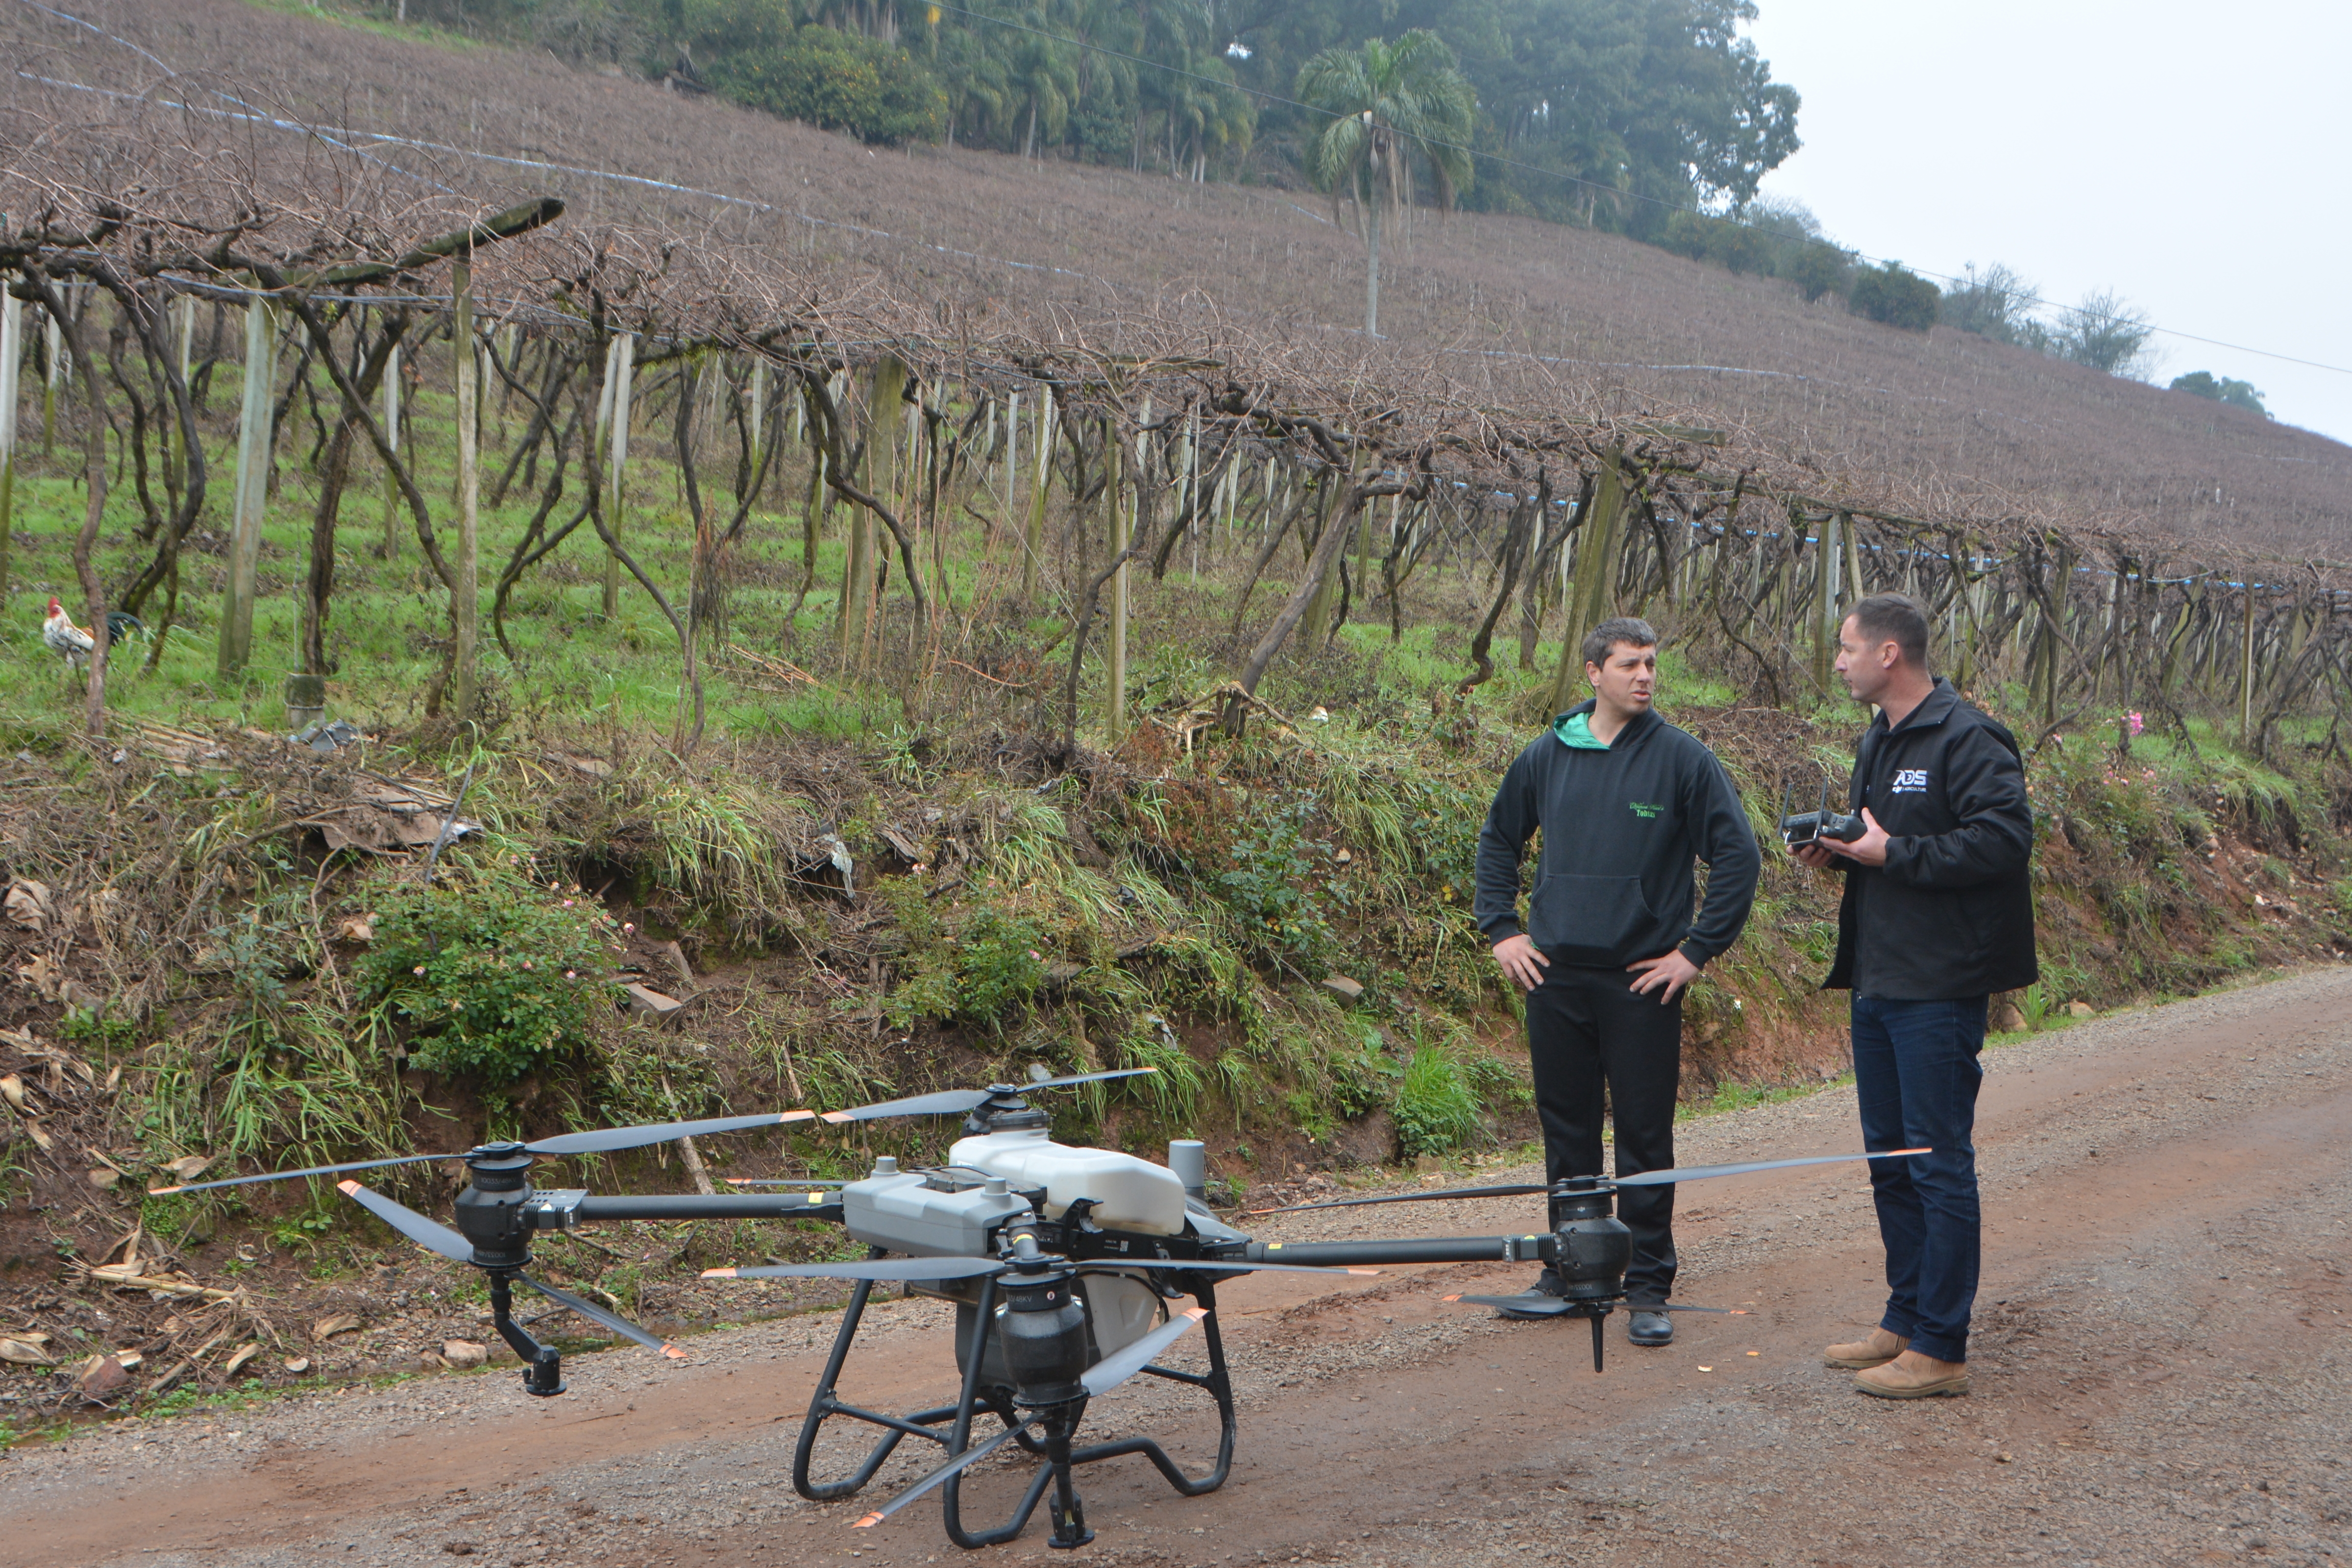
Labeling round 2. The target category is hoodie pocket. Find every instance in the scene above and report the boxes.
[1528,874,1656,966]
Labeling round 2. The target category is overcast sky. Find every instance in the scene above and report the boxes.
[1744,0,2352,445]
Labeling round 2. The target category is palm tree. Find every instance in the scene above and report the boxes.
[1296,31,1475,337]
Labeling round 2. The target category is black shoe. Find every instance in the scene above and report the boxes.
[1628,1310,1674,1347]
[1494,1268,1566,1320]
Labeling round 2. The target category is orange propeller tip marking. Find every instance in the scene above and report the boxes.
[662,1345,687,1360]
[147,1185,181,1196]
[1441,1294,1465,1303]
[820,1111,856,1125]
[337,1179,361,1196]
[781,1110,818,1123]
[853,1514,883,1530]
[1345,1267,1380,1275]
[1182,1306,1209,1321]
[701,1267,739,1278]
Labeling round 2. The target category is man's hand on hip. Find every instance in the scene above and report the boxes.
[1823,807,1891,867]
[1493,933,1549,992]
[1626,949,1701,1003]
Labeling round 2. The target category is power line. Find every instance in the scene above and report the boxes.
[927,0,2352,380]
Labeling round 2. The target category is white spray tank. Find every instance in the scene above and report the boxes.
[948,1127,1188,1237]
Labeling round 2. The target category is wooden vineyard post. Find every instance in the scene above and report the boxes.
[600,331,635,616]
[380,341,401,562]
[0,287,18,600]
[1105,424,1127,740]
[217,294,280,681]
[1549,444,1626,715]
[452,256,481,720]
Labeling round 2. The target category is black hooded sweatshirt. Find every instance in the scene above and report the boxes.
[1474,702,1759,970]
[1821,677,2038,1000]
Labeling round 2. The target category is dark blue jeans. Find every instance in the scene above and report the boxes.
[1850,994,1985,1363]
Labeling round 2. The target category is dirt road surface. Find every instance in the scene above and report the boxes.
[9,969,2352,1568]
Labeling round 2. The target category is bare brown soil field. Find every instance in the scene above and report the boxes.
[8,0,2351,549]
[9,966,2350,1568]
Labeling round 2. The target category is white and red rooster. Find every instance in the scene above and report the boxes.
[42,595,95,675]
[42,596,144,679]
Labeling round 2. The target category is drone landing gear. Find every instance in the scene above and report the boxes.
[793,1266,1239,1550]
[487,1273,566,1396]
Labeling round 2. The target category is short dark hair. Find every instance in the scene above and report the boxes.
[1849,593,1930,670]
[1581,616,1658,669]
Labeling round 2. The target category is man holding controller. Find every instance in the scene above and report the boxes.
[1793,593,2036,1398]
[1477,618,1759,1347]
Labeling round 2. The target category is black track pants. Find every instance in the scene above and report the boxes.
[1523,964,1682,1303]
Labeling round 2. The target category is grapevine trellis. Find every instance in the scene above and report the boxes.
[3,112,2349,766]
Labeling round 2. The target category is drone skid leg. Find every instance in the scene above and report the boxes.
[793,1265,978,1503]
[1043,1424,1093,1550]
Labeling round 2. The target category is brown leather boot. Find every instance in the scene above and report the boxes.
[1855,1349,1969,1399]
[1823,1327,1908,1369]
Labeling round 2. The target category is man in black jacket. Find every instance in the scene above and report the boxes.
[1792,593,2036,1399]
[1476,617,1760,1346]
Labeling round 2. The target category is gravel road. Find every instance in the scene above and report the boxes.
[9,967,2351,1568]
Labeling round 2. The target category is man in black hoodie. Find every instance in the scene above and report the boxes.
[1792,593,2036,1399]
[1475,617,1760,1347]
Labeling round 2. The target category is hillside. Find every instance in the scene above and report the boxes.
[9,0,2351,551]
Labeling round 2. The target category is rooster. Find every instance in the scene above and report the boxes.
[42,596,144,677]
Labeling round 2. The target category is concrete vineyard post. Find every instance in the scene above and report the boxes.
[746,361,765,507]
[0,288,18,600]
[844,355,902,665]
[1024,384,1054,606]
[1550,444,1625,715]
[381,342,400,562]
[217,294,280,681]
[2239,580,2255,745]
[601,332,635,617]
[452,257,481,720]
[41,298,62,457]
[1105,425,1127,741]
[1811,510,1839,693]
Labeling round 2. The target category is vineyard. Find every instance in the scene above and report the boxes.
[1,0,2351,1385]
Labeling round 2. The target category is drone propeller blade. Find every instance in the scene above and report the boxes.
[1614,1149,1931,1187]
[1081,1306,1209,1397]
[517,1274,685,1358]
[338,1180,475,1264]
[818,1089,994,1124]
[704,1255,1008,1283]
[1642,1302,1748,1315]
[1023,1066,1160,1092]
[1250,1181,1548,1215]
[723,1178,848,1188]
[1445,1292,1576,1317]
[1077,1259,1378,1278]
[149,1151,458,1197]
[853,1420,1036,1529]
[815,1067,1160,1124]
[525,1111,814,1156]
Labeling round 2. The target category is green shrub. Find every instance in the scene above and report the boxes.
[1848,261,1938,331]
[1213,793,1342,972]
[358,870,621,1086]
[702,24,946,145]
[1393,1040,1488,1158]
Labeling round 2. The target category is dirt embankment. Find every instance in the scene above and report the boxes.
[6,966,2351,1567]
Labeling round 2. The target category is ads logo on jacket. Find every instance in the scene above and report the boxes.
[1891,769,1930,793]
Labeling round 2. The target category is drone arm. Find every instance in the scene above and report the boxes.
[571,1193,841,1222]
[1241,1234,1548,1268]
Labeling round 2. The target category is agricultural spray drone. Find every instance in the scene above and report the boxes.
[156,1067,1924,1551]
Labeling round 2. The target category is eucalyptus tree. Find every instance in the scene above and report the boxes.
[1295,30,1475,336]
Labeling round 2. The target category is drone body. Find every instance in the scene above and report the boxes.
[155,1069,1927,1552]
